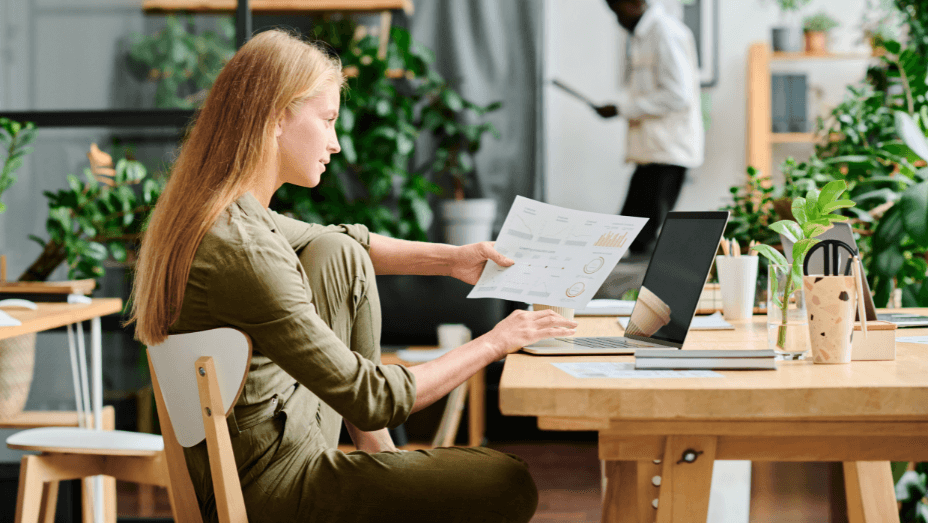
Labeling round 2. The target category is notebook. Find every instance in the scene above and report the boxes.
[780,222,928,328]
[522,211,730,355]
[634,349,777,370]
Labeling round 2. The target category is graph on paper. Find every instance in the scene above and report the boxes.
[468,196,648,309]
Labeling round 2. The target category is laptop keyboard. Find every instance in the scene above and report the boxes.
[553,337,655,349]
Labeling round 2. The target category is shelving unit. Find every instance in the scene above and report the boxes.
[746,42,874,180]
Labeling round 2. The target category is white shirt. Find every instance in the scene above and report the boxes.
[616,3,704,169]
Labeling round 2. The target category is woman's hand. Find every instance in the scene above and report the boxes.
[449,242,514,285]
[484,309,578,357]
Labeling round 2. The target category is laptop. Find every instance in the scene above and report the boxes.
[522,211,730,355]
[780,222,928,328]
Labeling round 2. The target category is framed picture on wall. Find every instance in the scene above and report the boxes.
[682,0,719,87]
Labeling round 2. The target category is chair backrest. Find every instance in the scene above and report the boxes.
[148,328,251,447]
[147,328,252,523]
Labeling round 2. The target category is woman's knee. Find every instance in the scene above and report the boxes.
[298,234,375,297]
[468,449,539,522]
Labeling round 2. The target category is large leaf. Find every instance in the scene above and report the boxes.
[791,197,808,225]
[751,244,787,267]
[895,111,928,162]
[895,470,927,503]
[874,244,905,278]
[770,220,803,243]
[818,180,847,207]
[899,181,928,246]
[873,206,906,251]
[792,238,819,270]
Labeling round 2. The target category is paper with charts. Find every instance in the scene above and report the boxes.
[468,196,647,309]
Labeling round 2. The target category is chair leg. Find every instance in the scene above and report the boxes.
[38,481,59,523]
[81,477,94,523]
[16,455,48,523]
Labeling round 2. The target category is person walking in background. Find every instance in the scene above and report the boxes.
[596,0,704,256]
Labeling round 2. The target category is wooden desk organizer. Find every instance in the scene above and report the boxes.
[851,320,896,361]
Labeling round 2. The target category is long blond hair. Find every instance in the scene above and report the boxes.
[129,29,343,345]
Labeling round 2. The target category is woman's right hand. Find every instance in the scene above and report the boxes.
[484,309,578,357]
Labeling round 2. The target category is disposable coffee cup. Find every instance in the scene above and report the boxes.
[532,304,575,321]
[437,323,471,350]
[804,275,856,364]
[625,286,671,337]
[716,255,759,321]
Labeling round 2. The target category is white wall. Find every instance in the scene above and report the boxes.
[544,0,873,215]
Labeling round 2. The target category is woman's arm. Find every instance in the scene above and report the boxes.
[407,309,577,413]
[344,422,398,453]
[368,233,513,283]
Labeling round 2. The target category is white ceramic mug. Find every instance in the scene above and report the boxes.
[437,324,472,350]
[715,255,759,321]
[532,304,575,321]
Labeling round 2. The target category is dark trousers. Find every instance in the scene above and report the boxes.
[619,163,687,253]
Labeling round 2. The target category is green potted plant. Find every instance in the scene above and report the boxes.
[750,180,855,359]
[803,11,840,54]
[0,118,37,214]
[272,21,501,243]
[772,0,812,52]
[126,15,235,109]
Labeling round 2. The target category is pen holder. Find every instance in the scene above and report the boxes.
[804,275,857,364]
[715,255,758,321]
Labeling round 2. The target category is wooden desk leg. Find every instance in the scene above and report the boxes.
[600,459,662,523]
[467,367,485,447]
[654,436,717,523]
[843,461,898,523]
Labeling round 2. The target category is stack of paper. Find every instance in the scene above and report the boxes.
[618,312,734,330]
[634,349,777,370]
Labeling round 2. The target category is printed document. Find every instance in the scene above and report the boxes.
[468,196,647,309]
[552,362,723,379]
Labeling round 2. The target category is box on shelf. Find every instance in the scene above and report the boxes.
[851,320,895,361]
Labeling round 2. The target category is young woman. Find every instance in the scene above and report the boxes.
[129,29,576,523]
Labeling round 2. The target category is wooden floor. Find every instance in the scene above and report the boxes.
[116,441,845,522]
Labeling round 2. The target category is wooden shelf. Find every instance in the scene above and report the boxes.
[143,0,413,14]
[771,51,875,62]
[770,132,818,144]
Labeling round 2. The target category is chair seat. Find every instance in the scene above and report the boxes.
[7,427,164,456]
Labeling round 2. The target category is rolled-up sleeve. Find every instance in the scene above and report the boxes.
[269,210,371,254]
[206,235,414,431]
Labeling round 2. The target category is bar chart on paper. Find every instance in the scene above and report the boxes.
[469,196,648,309]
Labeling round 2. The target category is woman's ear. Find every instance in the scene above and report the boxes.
[275,118,284,138]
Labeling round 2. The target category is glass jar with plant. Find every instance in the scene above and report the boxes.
[803,11,840,54]
[750,180,856,359]
[772,0,812,52]
[0,118,37,213]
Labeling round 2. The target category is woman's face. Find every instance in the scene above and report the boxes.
[276,81,341,189]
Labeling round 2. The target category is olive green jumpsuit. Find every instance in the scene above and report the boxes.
[169,193,538,522]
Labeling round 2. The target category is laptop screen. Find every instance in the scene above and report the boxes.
[625,211,729,346]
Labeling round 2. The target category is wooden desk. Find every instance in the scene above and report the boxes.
[499,311,928,523]
[1,298,123,523]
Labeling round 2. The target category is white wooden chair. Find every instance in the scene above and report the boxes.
[6,323,176,523]
[147,328,252,523]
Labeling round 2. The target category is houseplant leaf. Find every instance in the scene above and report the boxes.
[895,111,928,162]
[900,181,928,245]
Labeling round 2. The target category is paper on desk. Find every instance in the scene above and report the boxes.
[617,311,734,330]
[0,309,21,327]
[468,196,647,309]
[552,362,722,379]
[896,336,928,344]
[574,299,637,316]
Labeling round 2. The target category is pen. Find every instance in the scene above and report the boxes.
[720,238,730,256]
[732,239,741,257]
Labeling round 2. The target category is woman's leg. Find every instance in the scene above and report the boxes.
[261,446,538,523]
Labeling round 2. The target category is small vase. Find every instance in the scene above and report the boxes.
[767,264,811,360]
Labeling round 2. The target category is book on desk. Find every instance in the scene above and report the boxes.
[634,349,777,370]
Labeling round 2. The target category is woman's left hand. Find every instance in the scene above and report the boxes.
[449,242,514,285]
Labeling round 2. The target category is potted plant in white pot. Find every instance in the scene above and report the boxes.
[772,0,812,52]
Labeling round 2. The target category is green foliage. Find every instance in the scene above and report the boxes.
[720,166,779,246]
[24,156,164,281]
[127,15,235,109]
[0,118,37,213]
[803,11,840,32]
[751,181,854,305]
[776,0,812,12]
[273,22,501,241]
[896,463,928,523]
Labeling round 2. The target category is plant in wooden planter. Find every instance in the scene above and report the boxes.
[19,146,163,282]
[803,11,840,54]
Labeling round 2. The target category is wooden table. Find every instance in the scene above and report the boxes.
[499,311,928,523]
[0,299,123,523]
